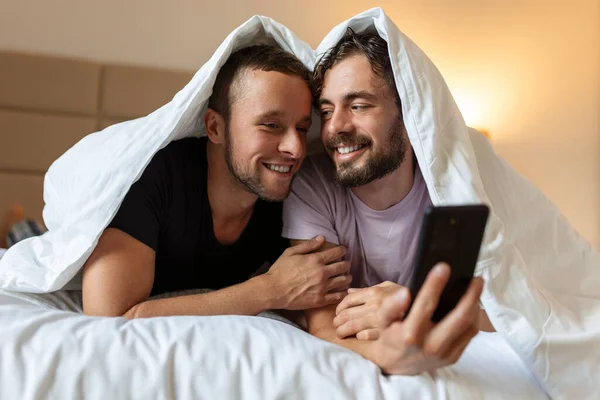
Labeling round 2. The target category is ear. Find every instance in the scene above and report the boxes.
[204,108,226,145]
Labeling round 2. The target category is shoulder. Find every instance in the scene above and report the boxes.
[154,137,205,164]
[293,153,338,193]
[144,137,205,175]
[287,153,348,214]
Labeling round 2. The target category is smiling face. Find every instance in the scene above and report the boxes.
[224,69,312,201]
[318,54,408,188]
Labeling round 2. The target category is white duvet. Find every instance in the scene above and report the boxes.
[0,289,545,399]
[0,7,598,399]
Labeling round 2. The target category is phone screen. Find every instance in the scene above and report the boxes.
[409,205,489,322]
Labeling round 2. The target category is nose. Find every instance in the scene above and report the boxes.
[278,128,305,160]
[325,108,353,137]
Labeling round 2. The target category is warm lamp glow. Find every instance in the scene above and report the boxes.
[452,89,487,128]
[452,89,492,138]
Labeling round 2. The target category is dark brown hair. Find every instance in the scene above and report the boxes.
[208,45,311,122]
[313,28,401,111]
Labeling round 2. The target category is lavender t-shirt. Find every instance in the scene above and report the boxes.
[282,154,432,288]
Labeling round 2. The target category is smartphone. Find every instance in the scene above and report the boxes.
[408,204,489,322]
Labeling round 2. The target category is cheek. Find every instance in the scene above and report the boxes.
[246,134,281,161]
[230,135,258,163]
[360,121,385,143]
[320,124,330,143]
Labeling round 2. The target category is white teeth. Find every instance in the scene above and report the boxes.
[267,164,291,173]
[337,145,362,154]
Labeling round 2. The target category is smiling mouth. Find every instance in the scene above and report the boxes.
[263,163,292,174]
[336,144,367,155]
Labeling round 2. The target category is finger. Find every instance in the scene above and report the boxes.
[335,289,370,315]
[317,245,347,265]
[424,277,484,356]
[377,287,412,327]
[326,274,352,292]
[442,326,478,365]
[333,303,372,327]
[356,329,380,341]
[323,260,351,278]
[347,288,364,293]
[336,315,376,339]
[287,235,325,256]
[403,263,451,342]
[321,291,348,306]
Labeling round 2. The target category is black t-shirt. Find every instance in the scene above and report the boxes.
[108,137,287,297]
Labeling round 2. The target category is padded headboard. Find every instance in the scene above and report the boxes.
[0,51,194,224]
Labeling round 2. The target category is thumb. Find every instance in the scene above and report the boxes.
[378,288,411,328]
[288,235,325,255]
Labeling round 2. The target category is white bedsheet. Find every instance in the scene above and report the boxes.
[0,289,546,400]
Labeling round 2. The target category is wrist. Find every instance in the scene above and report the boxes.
[250,273,281,310]
[364,340,385,370]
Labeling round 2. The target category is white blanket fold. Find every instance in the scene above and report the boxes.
[0,7,598,399]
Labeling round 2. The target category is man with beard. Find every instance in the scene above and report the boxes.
[81,45,352,318]
[282,29,493,375]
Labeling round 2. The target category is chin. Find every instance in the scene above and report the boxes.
[337,160,364,175]
[259,187,290,202]
[259,194,288,202]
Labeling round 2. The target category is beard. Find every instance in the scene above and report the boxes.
[224,126,289,202]
[324,115,407,188]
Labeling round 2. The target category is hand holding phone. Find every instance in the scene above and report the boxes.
[370,262,485,375]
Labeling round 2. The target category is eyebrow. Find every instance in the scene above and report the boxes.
[257,110,312,124]
[319,90,379,106]
[258,110,285,119]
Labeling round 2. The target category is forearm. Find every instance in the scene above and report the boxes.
[124,275,274,319]
[306,305,375,362]
[313,326,375,360]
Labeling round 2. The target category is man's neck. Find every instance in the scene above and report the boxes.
[206,141,258,223]
[350,152,415,211]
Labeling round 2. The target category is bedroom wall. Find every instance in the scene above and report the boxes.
[1,0,599,248]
